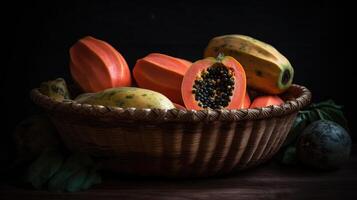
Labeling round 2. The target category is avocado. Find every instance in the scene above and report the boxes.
[297,120,351,170]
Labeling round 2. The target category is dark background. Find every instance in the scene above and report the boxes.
[2,0,349,161]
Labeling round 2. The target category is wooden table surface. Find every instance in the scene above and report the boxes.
[1,146,356,200]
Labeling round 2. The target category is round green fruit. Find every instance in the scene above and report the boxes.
[297,120,351,170]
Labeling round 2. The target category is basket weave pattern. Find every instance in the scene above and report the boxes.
[31,84,311,177]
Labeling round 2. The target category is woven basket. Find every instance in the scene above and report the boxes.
[30,84,311,177]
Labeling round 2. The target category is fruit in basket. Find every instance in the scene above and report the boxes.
[133,53,192,105]
[39,78,70,101]
[204,34,294,94]
[69,36,131,93]
[75,87,175,109]
[181,54,246,110]
[297,120,351,170]
[173,103,186,110]
[241,92,251,109]
[250,95,283,108]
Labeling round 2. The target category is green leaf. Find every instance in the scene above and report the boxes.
[319,108,349,130]
[48,153,94,192]
[316,109,326,120]
[66,168,89,192]
[80,167,102,190]
[303,99,348,129]
[309,99,342,110]
[26,149,65,190]
[283,114,307,147]
[281,99,348,149]
[277,99,349,166]
[307,109,320,122]
[280,146,298,165]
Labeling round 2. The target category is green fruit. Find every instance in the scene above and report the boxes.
[14,115,61,162]
[40,78,70,101]
[280,146,298,165]
[75,87,175,109]
[65,168,89,192]
[26,149,65,189]
[48,153,93,192]
[80,167,101,190]
[283,113,309,147]
[297,120,351,170]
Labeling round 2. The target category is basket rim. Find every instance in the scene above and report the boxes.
[30,84,311,122]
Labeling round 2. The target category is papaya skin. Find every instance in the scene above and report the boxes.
[173,103,186,110]
[39,78,70,101]
[75,87,175,109]
[250,95,284,108]
[181,56,246,110]
[70,36,131,93]
[204,34,294,94]
[133,53,191,105]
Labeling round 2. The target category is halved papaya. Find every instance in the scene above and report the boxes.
[133,53,192,105]
[181,55,246,110]
[250,95,284,108]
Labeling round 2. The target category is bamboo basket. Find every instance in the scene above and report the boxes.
[30,84,311,177]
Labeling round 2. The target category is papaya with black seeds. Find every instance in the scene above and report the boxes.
[181,54,246,110]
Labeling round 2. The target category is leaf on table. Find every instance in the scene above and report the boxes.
[319,108,349,130]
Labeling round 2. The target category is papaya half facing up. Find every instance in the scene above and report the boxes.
[181,54,246,110]
[204,35,294,94]
[133,53,192,105]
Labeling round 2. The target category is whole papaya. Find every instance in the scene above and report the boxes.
[70,36,131,93]
[204,35,294,94]
[75,87,175,109]
[133,53,192,105]
[40,78,70,101]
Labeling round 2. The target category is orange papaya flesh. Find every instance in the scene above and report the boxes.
[250,95,284,108]
[181,55,246,110]
[241,92,251,109]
